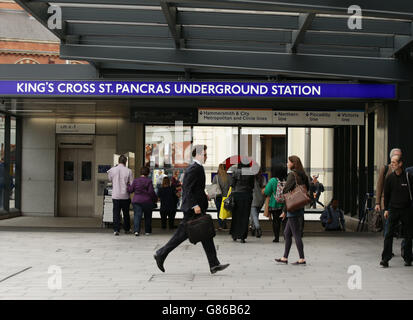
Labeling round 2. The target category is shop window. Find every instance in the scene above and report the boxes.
[145,125,192,188]
[145,125,239,210]
[192,126,238,184]
[240,127,287,182]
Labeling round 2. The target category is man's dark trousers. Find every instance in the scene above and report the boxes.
[113,199,131,232]
[156,210,220,268]
[382,207,413,263]
[311,194,324,208]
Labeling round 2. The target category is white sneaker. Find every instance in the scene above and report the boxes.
[114,232,119,236]
[134,232,139,236]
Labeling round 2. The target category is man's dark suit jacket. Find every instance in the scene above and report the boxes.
[180,162,208,216]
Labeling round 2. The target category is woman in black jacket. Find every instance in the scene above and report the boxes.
[157,176,179,229]
[229,160,255,243]
[275,155,310,265]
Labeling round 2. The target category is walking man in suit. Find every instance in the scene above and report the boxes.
[154,145,230,274]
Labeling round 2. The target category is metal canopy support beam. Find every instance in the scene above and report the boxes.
[68,35,393,57]
[60,44,413,82]
[160,1,182,48]
[31,0,413,19]
[310,16,411,36]
[394,36,413,57]
[32,0,160,5]
[289,13,315,53]
[62,7,166,25]
[65,23,293,43]
[64,22,394,48]
[59,7,413,36]
[393,24,413,57]
[166,0,413,20]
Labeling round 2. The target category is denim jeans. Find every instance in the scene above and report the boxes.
[250,206,260,230]
[132,202,153,234]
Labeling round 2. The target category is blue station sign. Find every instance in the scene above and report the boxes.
[0,81,396,99]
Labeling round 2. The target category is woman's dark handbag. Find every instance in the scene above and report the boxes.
[284,173,311,212]
[223,192,235,212]
[186,214,216,244]
[368,210,383,233]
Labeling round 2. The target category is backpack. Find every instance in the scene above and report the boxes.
[274,179,286,203]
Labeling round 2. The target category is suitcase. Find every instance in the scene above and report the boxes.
[186,214,216,245]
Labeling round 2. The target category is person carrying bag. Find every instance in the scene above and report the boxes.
[213,164,232,230]
[219,187,233,220]
[186,213,216,245]
[154,145,229,275]
[264,164,288,243]
[275,156,309,265]
[284,172,311,212]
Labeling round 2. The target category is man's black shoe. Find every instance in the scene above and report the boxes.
[154,254,165,272]
[404,261,412,267]
[380,260,389,268]
[210,264,230,274]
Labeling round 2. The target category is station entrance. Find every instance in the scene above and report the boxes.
[0,93,391,223]
[142,107,361,214]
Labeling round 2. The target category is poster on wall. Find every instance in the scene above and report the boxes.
[145,141,192,169]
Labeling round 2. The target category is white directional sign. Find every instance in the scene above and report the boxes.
[273,111,307,125]
[198,109,364,126]
[198,108,273,124]
[335,111,365,125]
[273,110,365,126]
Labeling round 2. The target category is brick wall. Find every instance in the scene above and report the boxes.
[0,1,85,65]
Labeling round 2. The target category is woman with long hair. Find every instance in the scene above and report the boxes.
[212,163,232,230]
[171,170,182,208]
[157,176,179,229]
[275,155,310,265]
[264,163,288,242]
[250,168,266,238]
[230,159,255,243]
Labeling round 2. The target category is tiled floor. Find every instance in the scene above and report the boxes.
[0,228,411,300]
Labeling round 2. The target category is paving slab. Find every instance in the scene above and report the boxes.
[0,229,412,300]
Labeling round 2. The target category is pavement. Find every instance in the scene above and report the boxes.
[0,227,412,300]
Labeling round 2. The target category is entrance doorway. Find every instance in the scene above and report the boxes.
[58,144,94,217]
[241,127,287,175]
